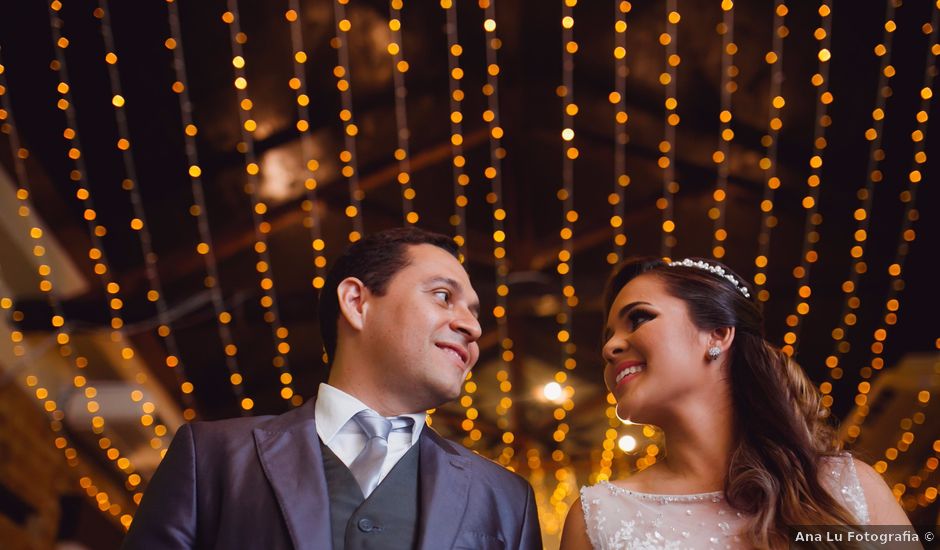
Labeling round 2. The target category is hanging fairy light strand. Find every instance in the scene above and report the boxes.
[905,428,937,509]
[0,49,137,529]
[607,0,631,266]
[439,0,470,443]
[780,0,833,357]
[46,0,168,454]
[546,0,579,529]
[284,4,328,294]
[595,0,632,484]
[844,6,938,444]
[0,298,136,528]
[442,0,469,259]
[480,0,515,467]
[913,352,940,509]
[165,0,248,414]
[710,0,735,260]
[553,0,578,456]
[452,0,481,449]
[222,1,298,409]
[915,447,939,509]
[332,0,365,242]
[388,0,417,225]
[862,352,935,504]
[593,393,619,483]
[871,389,929,484]
[820,0,898,412]
[753,1,789,304]
[659,0,680,257]
[96,0,196,419]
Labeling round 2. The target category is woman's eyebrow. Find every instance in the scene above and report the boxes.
[616,301,651,321]
[605,301,652,340]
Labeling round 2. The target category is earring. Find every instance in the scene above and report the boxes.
[707,346,721,361]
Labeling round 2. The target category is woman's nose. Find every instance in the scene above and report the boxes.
[603,337,627,363]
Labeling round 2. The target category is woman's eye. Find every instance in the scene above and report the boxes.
[628,310,654,329]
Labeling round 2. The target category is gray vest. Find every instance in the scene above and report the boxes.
[320,440,420,550]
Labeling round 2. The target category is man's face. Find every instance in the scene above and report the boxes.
[361,244,482,412]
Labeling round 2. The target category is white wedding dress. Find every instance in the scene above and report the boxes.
[579,454,869,549]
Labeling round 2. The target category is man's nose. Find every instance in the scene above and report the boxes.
[453,306,482,341]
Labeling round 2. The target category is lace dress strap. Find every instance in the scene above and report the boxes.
[820,453,870,525]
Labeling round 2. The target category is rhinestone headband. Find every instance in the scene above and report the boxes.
[665,258,751,298]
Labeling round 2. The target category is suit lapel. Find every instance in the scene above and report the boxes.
[254,400,332,550]
[417,429,471,550]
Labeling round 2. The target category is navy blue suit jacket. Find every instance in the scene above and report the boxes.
[122,398,542,549]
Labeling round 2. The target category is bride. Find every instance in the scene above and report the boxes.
[560,258,910,549]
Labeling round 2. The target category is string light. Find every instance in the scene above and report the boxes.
[635,430,662,471]
[96,0,196,420]
[865,369,934,508]
[593,0,633,486]
[222,2,298,408]
[753,1,788,304]
[545,0,580,537]
[284,3,328,294]
[165,0,248,414]
[844,5,938,441]
[0,45,140,523]
[479,0,515,467]
[710,0,735,260]
[438,0,470,438]
[869,390,929,485]
[0,299,135,528]
[388,0,417,225]
[659,0,680,257]
[443,0,469,260]
[332,0,365,242]
[46,0,166,454]
[608,0,631,265]
[912,352,940,509]
[908,438,938,509]
[592,392,619,483]
[459,372,481,447]
[915,437,940,508]
[912,345,940,508]
[553,0,578,450]
[780,0,833,357]
[821,0,898,412]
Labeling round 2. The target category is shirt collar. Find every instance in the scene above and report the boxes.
[315,383,426,445]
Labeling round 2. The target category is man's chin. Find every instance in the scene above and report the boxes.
[432,382,464,408]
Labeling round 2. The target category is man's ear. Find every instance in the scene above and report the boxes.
[337,277,369,331]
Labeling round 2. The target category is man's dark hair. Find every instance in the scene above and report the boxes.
[318,226,459,364]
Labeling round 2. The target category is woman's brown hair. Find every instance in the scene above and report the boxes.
[604,257,860,548]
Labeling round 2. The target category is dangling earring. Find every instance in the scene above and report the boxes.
[707,346,721,361]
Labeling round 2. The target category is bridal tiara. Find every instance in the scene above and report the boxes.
[665,258,751,298]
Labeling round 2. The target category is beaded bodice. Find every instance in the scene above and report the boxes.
[579,454,869,549]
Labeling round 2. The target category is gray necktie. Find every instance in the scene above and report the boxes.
[349,410,414,497]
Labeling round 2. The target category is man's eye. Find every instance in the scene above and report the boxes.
[434,290,450,302]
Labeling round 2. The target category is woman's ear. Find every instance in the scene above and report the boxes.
[337,277,368,331]
[708,326,735,355]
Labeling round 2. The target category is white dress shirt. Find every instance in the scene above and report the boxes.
[315,383,426,497]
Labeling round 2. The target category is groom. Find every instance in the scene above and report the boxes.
[122,227,542,549]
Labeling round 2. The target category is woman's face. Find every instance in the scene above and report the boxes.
[602,273,716,424]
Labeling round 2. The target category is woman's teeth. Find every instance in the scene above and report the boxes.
[616,365,645,385]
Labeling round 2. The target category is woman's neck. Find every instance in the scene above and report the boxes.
[654,394,737,492]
